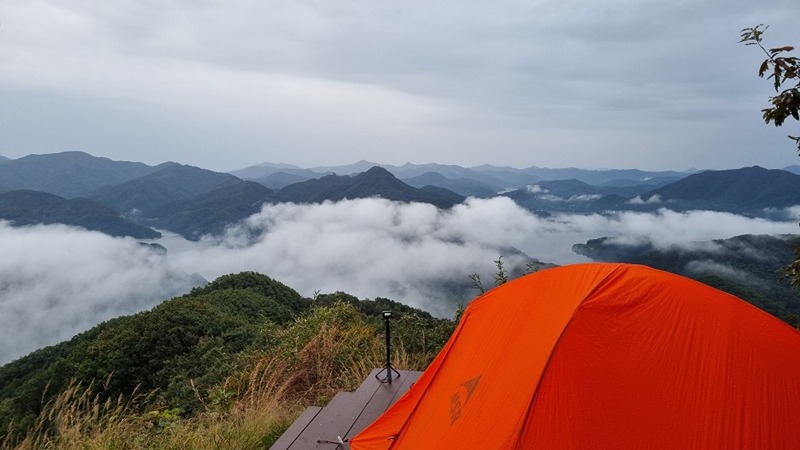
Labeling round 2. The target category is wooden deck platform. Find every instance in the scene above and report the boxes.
[270,368,422,450]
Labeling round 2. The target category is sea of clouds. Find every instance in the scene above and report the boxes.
[2,196,799,364]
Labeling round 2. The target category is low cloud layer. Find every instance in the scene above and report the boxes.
[2,198,799,363]
[167,199,800,311]
[0,222,203,364]
[685,260,769,289]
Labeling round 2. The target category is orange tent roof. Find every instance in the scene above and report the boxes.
[350,263,800,449]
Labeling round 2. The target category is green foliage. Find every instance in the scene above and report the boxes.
[493,256,509,285]
[312,292,435,319]
[190,271,309,316]
[741,26,800,289]
[0,272,306,443]
[470,255,543,295]
[780,244,800,293]
[312,292,457,366]
[141,407,182,435]
[469,273,485,294]
[741,25,800,151]
[0,272,457,447]
[391,312,457,361]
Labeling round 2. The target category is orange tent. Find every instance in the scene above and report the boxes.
[350,263,800,449]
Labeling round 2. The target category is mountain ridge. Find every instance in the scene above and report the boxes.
[89,163,243,215]
[0,190,161,238]
[639,166,800,214]
[232,159,697,189]
[276,166,465,208]
[0,151,167,198]
[4,151,800,241]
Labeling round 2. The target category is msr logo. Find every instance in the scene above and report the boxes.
[449,375,481,425]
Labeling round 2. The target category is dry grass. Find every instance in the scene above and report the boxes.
[5,376,151,450]
[1,306,428,450]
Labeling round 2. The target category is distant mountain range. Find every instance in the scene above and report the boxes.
[230,159,692,190]
[0,152,466,239]
[504,166,800,217]
[2,151,800,241]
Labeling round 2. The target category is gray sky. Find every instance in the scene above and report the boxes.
[1,0,798,172]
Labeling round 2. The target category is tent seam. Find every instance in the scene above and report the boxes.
[510,263,628,449]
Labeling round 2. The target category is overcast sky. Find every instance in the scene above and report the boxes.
[1,0,798,172]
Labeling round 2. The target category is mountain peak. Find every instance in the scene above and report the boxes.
[276,165,463,208]
[358,166,395,177]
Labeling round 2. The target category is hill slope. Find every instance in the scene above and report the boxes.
[90,164,244,215]
[276,166,465,208]
[642,166,800,214]
[402,172,500,198]
[150,181,275,240]
[0,190,160,238]
[252,171,314,190]
[0,151,163,198]
[0,272,454,447]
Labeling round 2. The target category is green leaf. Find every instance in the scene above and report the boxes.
[770,46,795,55]
[759,60,770,77]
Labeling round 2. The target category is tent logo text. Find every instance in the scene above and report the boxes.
[449,375,481,425]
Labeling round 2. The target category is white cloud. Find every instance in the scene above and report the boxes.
[2,200,799,363]
[163,200,800,311]
[0,222,202,364]
[568,194,603,202]
[628,194,662,204]
[684,260,767,288]
[167,198,540,316]
[762,205,800,221]
[575,208,800,249]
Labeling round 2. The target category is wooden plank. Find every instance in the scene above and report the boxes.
[269,406,322,450]
[352,368,385,397]
[287,391,361,449]
[270,369,423,450]
[344,370,422,440]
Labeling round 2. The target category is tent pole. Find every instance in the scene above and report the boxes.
[376,311,399,384]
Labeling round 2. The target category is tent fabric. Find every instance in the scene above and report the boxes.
[349,263,800,450]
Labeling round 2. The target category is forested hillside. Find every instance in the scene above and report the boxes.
[0,272,457,449]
